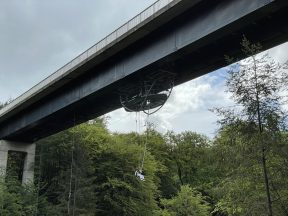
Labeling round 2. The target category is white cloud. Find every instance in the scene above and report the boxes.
[267,42,288,64]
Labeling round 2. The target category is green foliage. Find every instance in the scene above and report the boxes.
[166,131,218,192]
[3,46,287,214]
[145,128,178,199]
[36,119,163,215]
[0,176,52,216]
[1,113,287,215]
[157,185,210,216]
[219,37,285,132]
[36,120,111,215]
[6,151,26,181]
[92,134,161,215]
[211,126,288,215]
[0,178,23,216]
[212,37,288,215]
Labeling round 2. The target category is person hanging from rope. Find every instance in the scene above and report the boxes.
[135,169,145,181]
[134,109,150,181]
[134,111,147,181]
[119,70,175,181]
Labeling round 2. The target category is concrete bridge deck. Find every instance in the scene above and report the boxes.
[0,0,288,142]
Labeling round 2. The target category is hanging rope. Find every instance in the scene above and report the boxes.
[34,144,42,216]
[136,112,143,171]
[140,110,150,172]
[67,114,77,215]
[135,106,151,181]
[72,174,77,216]
[67,135,74,214]
[119,70,176,181]
[135,80,159,181]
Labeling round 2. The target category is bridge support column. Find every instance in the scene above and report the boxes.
[0,140,35,184]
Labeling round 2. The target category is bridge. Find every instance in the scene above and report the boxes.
[0,0,288,182]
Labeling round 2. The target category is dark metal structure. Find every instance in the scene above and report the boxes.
[1,0,288,142]
[119,70,175,114]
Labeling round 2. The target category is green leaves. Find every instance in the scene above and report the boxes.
[35,121,163,215]
[92,135,160,216]
[0,177,50,216]
[212,37,288,215]
[157,185,210,216]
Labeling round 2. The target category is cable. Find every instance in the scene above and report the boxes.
[140,109,150,173]
[67,140,73,215]
[34,144,42,216]
[67,114,76,215]
[119,71,175,180]
[72,174,77,216]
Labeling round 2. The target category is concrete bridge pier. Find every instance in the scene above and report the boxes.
[0,140,35,184]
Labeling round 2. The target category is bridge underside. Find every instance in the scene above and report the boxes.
[1,0,288,142]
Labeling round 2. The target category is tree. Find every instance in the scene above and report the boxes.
[144,127,178,199]
[155,185,210,216]
[36,119,111,215]
[0,176,51,216]
[213,37,287,215]
[36,118,164,215]
[165,131,217,189]
[92,137,161,215]
[212,124,288,215]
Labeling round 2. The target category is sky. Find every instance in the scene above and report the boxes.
[1,0,288,138]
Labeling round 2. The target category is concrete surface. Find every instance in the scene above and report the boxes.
[0,140,35,184]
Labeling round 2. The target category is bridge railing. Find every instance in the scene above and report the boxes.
[0,0,176,117]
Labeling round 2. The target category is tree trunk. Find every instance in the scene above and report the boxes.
[255,72,273,216]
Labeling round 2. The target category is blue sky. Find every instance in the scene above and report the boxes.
[1,0,287,138]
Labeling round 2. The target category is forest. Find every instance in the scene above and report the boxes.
[0,39,288,216]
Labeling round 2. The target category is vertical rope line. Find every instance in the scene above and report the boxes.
[140,109,150,172]
[138,112,142,135]
[135,112,138,134]
[135,112,141,169]
[67,141,73,215]
[72,174,77,216]
[67,114,76,215]
[137,112,143,170]
[34,144,42,216]
[72,114,78,216]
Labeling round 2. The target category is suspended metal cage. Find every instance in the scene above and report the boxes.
[119,70,176,114]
